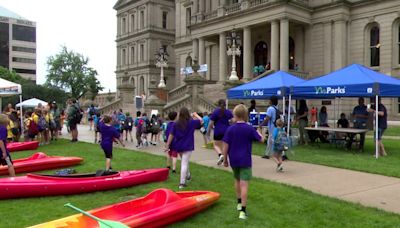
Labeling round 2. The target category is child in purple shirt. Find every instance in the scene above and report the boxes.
[99,115,125,171]
[207,99,233,165]
[164,111,177,173]
[0,114,15,177]
[165,107,203,189]
[222,104,264,220]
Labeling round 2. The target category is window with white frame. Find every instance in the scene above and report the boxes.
[369,25,380,67]
[122,48,126,65]
[131,46,135,64]
[140,44,144,61]
[162,11,167,29]
[122,17,127,34]
[140,11,144,29]
[131,14,135,32]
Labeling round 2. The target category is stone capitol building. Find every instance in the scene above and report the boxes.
[112,0,400,119]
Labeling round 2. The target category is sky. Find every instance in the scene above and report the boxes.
[1,0,117,92]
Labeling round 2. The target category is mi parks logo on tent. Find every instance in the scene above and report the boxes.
[243,90,264,97]
[315,86,346,95]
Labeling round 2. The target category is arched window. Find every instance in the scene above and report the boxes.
[185,55,192,67]
[140,76,145,94]
[393,19,400,66]
[289,37,295,70]
[254,41,268,68]
[370,26,380,66]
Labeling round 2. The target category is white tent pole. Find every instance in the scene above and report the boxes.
[19,95,23,136]
[287,94,292,136]
[226,99,229,110]
[0,98,2,113]
[375,95,379,159]
[282,96,286,120]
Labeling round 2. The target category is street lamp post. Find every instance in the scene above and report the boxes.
[155,46,169,88]
[226,30,241,81]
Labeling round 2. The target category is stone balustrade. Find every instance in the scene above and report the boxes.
[163,94,192,115]
[98,99,123,115]
[168,84,188,101]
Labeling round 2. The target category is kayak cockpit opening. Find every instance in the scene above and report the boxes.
[31,170,119,178]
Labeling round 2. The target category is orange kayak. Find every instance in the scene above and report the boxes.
[7,141,39,152]
[30,188,220,227]
[0,152,83,176]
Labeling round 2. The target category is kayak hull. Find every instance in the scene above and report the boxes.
[7,141,39,152]
[0,152,83,176]
[0,168,169,199]
[30,188,220,228]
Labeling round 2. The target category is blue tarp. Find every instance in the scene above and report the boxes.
[227,71,306,99]
[292,64,400,98]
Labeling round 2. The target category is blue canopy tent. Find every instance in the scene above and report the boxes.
[292,63,400,158]
[227,71,306,135]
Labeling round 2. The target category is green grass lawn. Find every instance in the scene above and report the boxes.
[2,140,400,227]
[252,138,400,178]
[366,125,400,136]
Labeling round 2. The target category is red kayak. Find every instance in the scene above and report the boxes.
[0,168,169,199]
[30,188,220,228]
[7,141,39,152]
[0,152,83,176]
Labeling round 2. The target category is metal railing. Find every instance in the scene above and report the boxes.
[225,3,241,14]
[204,10,218,20]
[249,0,271,7]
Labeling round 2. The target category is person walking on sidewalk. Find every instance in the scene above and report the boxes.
[207,99,233,165]
[222,104,264,220]
[165,107,203,189]
[260,96,279,159]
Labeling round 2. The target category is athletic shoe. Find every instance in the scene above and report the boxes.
[262,155,270,159]
[217,155,224,166]
[202,145,207,148]
[172,170,176,174]
[277,164,283,172]
[178,184,187,189]
[239,211,247,220]
[237,203,242,211]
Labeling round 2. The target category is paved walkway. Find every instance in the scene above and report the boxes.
[65,125,400,214]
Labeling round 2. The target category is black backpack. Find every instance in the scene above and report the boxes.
[73,106,83,123]
[272,106,281,127]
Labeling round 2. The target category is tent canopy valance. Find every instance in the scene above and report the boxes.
[16,98,48,108]
[0,78,22,97]
[227,71,306,99]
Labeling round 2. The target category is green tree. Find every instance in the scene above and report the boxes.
[0,66,28,84]
[45,46,104,99]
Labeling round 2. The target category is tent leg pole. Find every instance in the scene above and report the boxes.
[19,95,24,136]
[287,95,291,136]
[375,95,379,159]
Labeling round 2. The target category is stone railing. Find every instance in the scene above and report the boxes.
[225,3,241,14]
[288,70,309,79]
[249,0,271,7]
[163,94,192,115]
[197,95,217,114]
[168,84,188,102]
[204,10,218,20]
[98,99,123,115]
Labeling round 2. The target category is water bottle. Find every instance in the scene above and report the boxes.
[315,121,318,128]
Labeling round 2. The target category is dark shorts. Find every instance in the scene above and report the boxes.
[0,154,13,166]
[69,121,77,130]
[377,128,385,140]
[168,150,178,158]
[232,167,252,181]
[88,117,93,121]
[213,134,224,141]
[102,148,113,159]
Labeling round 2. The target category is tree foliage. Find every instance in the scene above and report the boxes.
[45,46,104,99]
[0,67,68,110]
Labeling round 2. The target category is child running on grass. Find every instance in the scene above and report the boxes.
[222,104,264,220]
[165,107,203,189]
[164,111,178,173]
[0,114,15,177]
[99,115,125,171]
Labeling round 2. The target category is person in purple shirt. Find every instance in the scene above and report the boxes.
[164,111,178,173]
[222,104,264,220]
[99,115,125,171]
[0,114,15,177]
[207,99,233,165]
[165,107,203,189]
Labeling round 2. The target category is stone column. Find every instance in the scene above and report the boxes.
[199,38,205,65]
[323,22,332,74]
[206,45,211,80]
[219,32,227,82]
[243,26,252,81]
[280,18,289,71]
[271,20,279,71]
[334,20,346,70]
[192,38,199,61]
[193,0,198,14]
[217,0,226,17]
[304,25,312,73]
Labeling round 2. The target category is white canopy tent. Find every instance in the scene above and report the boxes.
[0,78,23,133]
[16,98,48,108]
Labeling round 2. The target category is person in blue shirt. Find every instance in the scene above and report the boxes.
[201,112,210,148]
[260,96,279,159]
[93,113,101,143]
[348,97,369,150]
[99,115,125,171]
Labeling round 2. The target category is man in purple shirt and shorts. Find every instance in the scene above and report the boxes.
[223,104,264,220]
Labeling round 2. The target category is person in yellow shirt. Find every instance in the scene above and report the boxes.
[32,108,43,145]
[43,109,52,145]
[6,119,14,142]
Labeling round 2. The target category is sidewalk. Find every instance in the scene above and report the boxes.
[67,124,400,214]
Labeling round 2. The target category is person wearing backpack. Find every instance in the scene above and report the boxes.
[134,111,143,148]
[260,96,280,159]
[87,104,96,131]
[141,113,150,146]
[124,112,134,142]
[32,108,45,145]
[67,98,80,142]
[272,119,289,172]
[150,114,161,145]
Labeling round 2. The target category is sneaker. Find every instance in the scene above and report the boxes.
[237,203,242,211]
[178,184,187,189]
[172,170,176,174]
[277,164,283,172]
[202,144,207,148]
[262,155,270,159]
[217,155,224,166]
[239,211,247,220]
